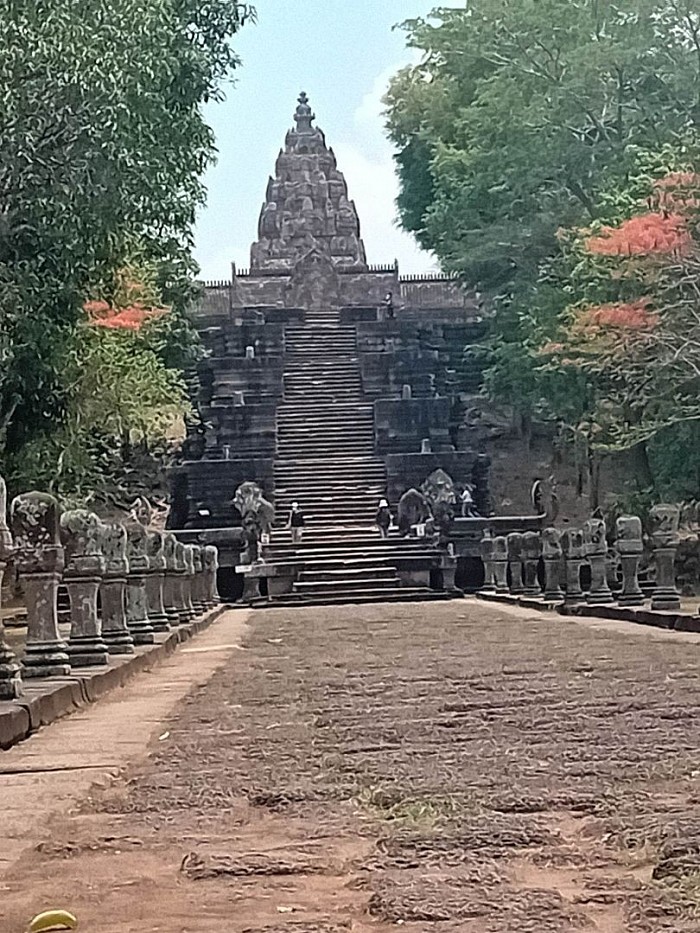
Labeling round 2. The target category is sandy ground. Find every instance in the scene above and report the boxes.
[2,600,700,933]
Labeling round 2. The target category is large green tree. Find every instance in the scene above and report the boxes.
[386,1,700,292]
[0,0,252,459]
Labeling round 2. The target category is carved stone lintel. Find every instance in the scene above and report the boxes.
[11,492,70,678]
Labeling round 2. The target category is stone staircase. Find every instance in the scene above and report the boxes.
[263,313,449,606]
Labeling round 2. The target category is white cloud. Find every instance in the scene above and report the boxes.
[334,60,436,274]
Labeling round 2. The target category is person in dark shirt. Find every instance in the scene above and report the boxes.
[287,501,305,543]
[376,498,392,539]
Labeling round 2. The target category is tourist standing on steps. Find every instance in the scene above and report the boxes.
[287,501,305,544]
[376,499,392,539]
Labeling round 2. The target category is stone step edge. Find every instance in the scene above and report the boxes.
[247,590,459,609]
[0,606,227,752]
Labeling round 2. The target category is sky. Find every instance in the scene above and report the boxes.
[193,1,441,281]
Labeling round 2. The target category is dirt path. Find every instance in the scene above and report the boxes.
[3,600,700,932]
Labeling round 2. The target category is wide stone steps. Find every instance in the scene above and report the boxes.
[300,565,399,583]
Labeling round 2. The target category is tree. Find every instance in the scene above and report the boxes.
[12,265,193,504]
[386,2,700,293]
[0,0,252,459]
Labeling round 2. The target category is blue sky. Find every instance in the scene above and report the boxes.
[194,1,442,281]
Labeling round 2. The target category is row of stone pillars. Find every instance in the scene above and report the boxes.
[479,506,684,612]
[0,482,220,701]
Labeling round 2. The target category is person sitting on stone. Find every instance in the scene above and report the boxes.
[375,499,392,539]
[460,485,479,518]
[286,501,305,544]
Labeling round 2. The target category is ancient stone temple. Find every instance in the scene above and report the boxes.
[169,94,539,602]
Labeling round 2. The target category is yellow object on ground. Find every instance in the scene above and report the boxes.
[27,911,78,932]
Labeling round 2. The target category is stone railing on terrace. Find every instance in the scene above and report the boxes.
[476,506,700,630]
[0,478,220,705]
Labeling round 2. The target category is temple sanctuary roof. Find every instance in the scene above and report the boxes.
[251,92,368,274]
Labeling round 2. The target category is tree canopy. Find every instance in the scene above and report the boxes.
[0,0,252,466]
[386,1,700,500]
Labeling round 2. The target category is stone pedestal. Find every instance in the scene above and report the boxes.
[100,523,135,654]
[584,518,614,605]
[506,533,525,596]
[492,536,509,594]
[0,476,21,698]
[542,528,564,602]
[561,529,585,606]
[191,546,207,612]
[183,546,198,619]
[146,531,170,632]
[61,510,109,667]
[649,505,681,611]
[203,546,220,607]
[11,493,71,678]
[125,521,155,645]
[162,534,182,625]
[522,531,542,597]
[174,542,191,624]
[615,515,644,607]
[479,530,496,593]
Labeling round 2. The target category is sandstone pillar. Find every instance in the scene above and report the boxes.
[191,546,206,613]
[174,541,190,624]
[60,510,109,666]
[203,546,220,607]
[479,529,496,593]
[145,530,170,632]
[522,531,542,597]
[182,545,197,620]
[125,520,155,644]
[649,504,681,611]
[492,536,509,594]
[11,492,71,678]
[584,518,614,605]
[615,515,644,607]
[100,522,135,654]
[0,476,21,698]
[162,534,181,626]
[542,528,564,601]
[561,529,586,606]
[506,533,525,596]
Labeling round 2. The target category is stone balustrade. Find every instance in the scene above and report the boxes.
[0,480,220,698]
[476,505,694,618]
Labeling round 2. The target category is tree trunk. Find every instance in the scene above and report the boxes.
[630,441,654,491]
[588,448,601,511]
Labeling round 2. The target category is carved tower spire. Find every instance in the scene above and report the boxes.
[250,92,368,274]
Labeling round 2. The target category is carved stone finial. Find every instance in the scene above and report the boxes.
[145,531,170,633]
[11,492,70,678]
[203,546,220,607]
[294,91,315,133]
[615,516,644,607]
[124,520,155,644]
[60,511,109,667]
[100,523,135,655]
